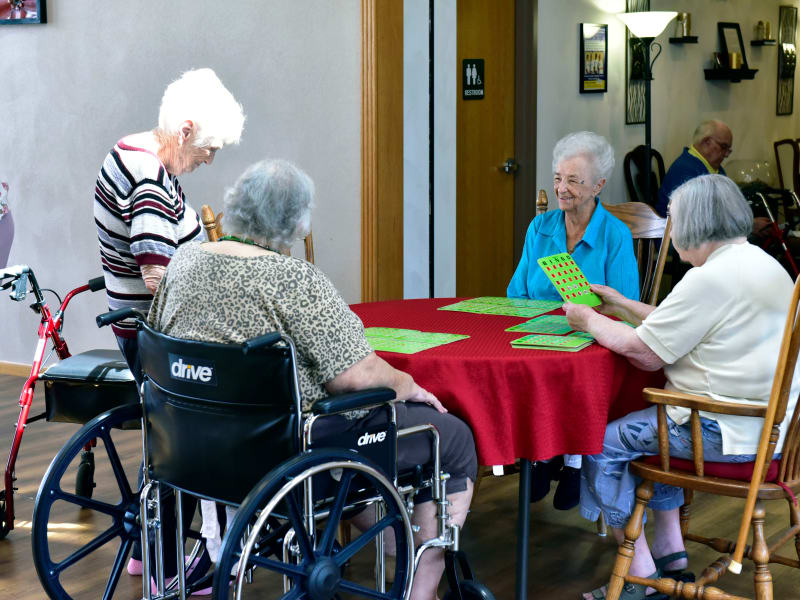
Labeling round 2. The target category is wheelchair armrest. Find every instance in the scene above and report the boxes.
[312,387,396,416]
[643,387,767,418]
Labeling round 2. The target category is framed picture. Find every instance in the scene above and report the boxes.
[717,22,748,69]
[0,0,46,24]
[579,23,608,94]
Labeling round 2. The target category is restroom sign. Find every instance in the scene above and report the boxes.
[463,59,484,100]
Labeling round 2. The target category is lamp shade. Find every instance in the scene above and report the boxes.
[618,11,677,38]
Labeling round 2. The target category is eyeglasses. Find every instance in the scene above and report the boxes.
[710,138,733,153]
[553,176,585,188]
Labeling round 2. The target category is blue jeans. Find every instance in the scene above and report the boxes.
[580,406,757,528]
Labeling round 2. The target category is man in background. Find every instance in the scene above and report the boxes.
[655,119,732,218]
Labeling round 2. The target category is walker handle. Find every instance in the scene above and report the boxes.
[96,308,139,328]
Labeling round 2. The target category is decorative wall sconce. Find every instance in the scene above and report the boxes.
[777,6,797,115]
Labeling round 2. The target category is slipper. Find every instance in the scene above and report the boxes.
[553,465,581,510]
[654,550,695,583]
[584,571,668,600]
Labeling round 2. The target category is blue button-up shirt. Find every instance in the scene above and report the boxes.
[507,200,640,301]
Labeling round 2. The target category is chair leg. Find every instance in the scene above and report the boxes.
[789,496,800,562]
[596,512,608,537]
[679,488,693,537]
[751,501,773,600]
[606,480,654,600]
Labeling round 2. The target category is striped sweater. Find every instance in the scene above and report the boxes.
[94,141,204,337]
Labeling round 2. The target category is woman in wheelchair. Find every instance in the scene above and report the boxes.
[564,175,800,600]
[146,158,478,600]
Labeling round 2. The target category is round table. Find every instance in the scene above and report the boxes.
[351,297,665,600]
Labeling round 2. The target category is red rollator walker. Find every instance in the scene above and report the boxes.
[0,264,138,538]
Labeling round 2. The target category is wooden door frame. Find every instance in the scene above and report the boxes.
[360,0,536,301]
[361,0,403,302]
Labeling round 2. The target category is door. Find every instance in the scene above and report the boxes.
[456,0,516,297]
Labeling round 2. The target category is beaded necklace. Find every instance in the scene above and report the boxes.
[218,235,279,254]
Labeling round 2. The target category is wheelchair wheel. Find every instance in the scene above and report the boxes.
[32,403,143,600]
[213,449,415,600]
[443,581,496,600]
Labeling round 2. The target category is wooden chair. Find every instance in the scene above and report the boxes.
[774,139,800,195]
[602,202,670,305]
[605,277,800,600]
[623,145,666,208]
[200,204,315,264]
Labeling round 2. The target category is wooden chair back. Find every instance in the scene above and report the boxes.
[536,189,549,216]
[200,204,315,264]
[623,145,666,208]
[774,138,800,194]
[602,202,670,305]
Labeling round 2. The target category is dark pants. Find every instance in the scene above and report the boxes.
[116,335,207,582]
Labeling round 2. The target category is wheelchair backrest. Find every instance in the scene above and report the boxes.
[137,322,301,504]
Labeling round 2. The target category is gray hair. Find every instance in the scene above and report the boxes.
[669,174,752,250]
[692,119,728,145]
[158,68,245,148]
[221,159,315,249]
[552,131,615,183]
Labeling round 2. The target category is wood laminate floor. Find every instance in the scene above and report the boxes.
[0,373,799,599]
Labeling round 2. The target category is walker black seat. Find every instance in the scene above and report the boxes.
[138,323,300,505]
[39,349,138,425]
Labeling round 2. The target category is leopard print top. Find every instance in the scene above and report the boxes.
[147,243,373,412]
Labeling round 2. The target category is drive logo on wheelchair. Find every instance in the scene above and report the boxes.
[357,430,387,446]
[168,354,217,385]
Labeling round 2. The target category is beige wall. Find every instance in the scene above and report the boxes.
[536,0,800,206]
[0,0,360,363]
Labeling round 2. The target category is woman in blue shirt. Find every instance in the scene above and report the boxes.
[508,131,639,510]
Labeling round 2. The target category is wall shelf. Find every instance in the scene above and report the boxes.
[704,68,758,82]
[751,39,777,46]
[669,36,698,44]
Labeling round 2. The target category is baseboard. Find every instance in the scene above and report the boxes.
[0,361,32,377]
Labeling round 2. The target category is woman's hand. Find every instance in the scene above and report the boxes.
[589,283,626,314]
[406,383,448,413]
[563,303,596,332]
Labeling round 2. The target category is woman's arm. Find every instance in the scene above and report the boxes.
[590,284,655,326]
[325,352,447,413]
[564,303,665,371]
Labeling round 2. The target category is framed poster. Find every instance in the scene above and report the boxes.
[625,0,649,124]
[580,23,608,93]
[0,0,46,24]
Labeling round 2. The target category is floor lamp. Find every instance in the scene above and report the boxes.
[618,11,677,205]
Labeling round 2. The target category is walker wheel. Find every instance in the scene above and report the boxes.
[0,492,10,540]
[75,450,96,499]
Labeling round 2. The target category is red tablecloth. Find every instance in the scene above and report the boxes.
[350,298,664,466]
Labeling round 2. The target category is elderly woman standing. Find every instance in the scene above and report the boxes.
[93,67,244,585]
[508,131,639,509]
[94,67,245,383]
[565,175,800,600]
[148,159,477,600]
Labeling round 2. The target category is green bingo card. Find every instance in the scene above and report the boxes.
[510,333,594,352]
[505,314,573,334]
[536,253,601,307]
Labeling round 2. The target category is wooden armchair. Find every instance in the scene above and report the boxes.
[200,204,315,264]
[605,277,800,600]
[602,202,671,305]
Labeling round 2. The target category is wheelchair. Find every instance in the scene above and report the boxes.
[32,307,494,600]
